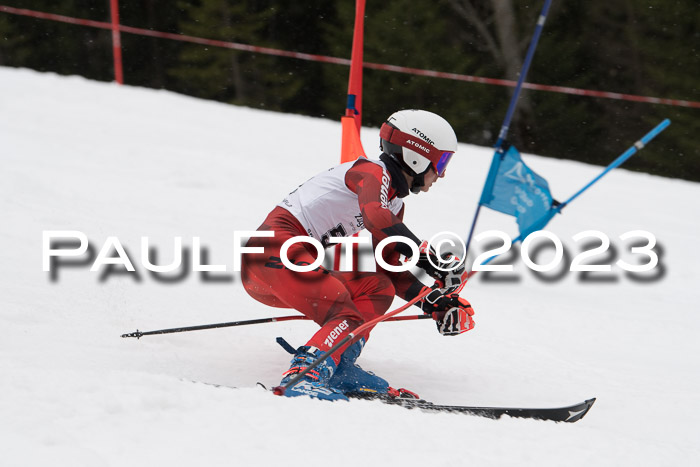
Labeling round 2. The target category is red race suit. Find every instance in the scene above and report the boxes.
[241,158,426,362]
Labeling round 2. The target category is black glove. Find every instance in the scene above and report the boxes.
[421,289,475,336]
[415,240,466,294]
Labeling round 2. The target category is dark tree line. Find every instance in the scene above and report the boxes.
[1,0,697,181]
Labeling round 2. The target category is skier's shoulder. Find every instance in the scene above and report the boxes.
[347,157,394,182]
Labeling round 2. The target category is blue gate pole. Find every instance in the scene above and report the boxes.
[554,119,671,212]
[464,0,553,261]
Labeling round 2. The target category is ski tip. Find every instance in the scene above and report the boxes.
[272,386,286,396]
[563,397,596,423]
[586,397,597,411]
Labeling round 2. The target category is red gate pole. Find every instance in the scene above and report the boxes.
[109,0,123,84]
[345,0,365,129]
[335,0,367,272]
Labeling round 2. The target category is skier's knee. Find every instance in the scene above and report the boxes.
[372,272,395,304]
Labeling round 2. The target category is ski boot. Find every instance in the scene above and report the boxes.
[278,346,348,401]
[329,338,391,395]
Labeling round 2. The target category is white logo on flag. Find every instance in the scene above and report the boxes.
[504,162,528,184]
[503,161,550,210]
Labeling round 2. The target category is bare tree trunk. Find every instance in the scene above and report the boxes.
[445,0,502,66]
[230,54,247,102]
[445,0,537,144]
[146,0,164,88]
[220,6,247,102]
[623,0,643,92]
[490,0,534,143]
[491,0,522,80]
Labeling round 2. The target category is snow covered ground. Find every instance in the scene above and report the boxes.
[1,67,699,466]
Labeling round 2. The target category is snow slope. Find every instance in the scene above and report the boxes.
[1,67,699,466]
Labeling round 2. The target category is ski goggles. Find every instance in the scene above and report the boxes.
[434,151,453,177]
[380,123,454,177]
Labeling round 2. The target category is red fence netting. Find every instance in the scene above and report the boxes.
[0,4,698,109]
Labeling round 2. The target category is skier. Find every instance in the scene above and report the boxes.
[241,109,475,401]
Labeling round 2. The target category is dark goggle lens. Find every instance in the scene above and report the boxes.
[435,151,454,176]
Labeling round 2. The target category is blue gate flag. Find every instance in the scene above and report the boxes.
[479,145,556,239]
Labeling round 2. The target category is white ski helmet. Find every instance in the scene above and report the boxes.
[380,109,458,178]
